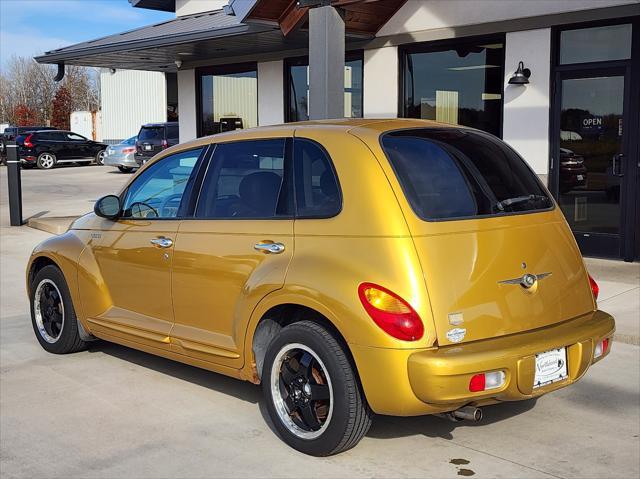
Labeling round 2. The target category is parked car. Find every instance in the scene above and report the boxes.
[26,119,614,456]
[1,126,57,163]
[17,130,108,170]
[103,136,138,173]
[559,147,588,193]
[134,122,179,165]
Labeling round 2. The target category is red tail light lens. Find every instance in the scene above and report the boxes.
[358,283,424,341]
[469,374,486,392]
[23,134,33,148]
[122,147,136,154]
[588,274,599,301]
[161,139,168,149]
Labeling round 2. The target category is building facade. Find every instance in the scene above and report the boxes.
[36,0,640,260]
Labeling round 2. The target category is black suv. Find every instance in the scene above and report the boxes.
[135,122,179,165]
[17,130,108,170]
[1,126,56,163]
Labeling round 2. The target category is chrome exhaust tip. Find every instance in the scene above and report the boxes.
[452,406,483,422]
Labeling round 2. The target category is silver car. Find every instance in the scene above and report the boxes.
[103,136,138,173]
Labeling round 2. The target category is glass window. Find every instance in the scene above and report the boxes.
[402,39,504,136]
[381,129,552,221]
[196,139,288,219]
[294,139,341,217]
[166,124,179,140]
[122,148,203,219]
[286,53,363,122]
[66,133,86,141]
[198,65,257,137]
[560,24,632,65]
[124,136,137,145]
[138,126,164,141]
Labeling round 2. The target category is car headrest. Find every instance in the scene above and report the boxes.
[238,171,282,215]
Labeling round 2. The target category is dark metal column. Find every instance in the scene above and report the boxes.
[6,141,23,226]
[308,5,345,120]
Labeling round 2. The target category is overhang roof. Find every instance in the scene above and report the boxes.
[129,0,175,12]
[35,9,311,71]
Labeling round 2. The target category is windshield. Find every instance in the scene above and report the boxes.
[138,127,163,141]
[381,128,553,221]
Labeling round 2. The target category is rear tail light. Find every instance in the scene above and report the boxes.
[469,371,505,392]
[122,147,136,154]
[23,134,33,148]
[161,139,168,149]
[588,274,599,301]
[358,283,424,341]
[594,337,609,359]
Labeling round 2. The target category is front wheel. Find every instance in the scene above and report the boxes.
[37,152,56,170]
[30,265,87,354]
[262,321,372,456]
[95,150,106,165]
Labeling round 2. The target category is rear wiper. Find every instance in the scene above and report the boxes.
[495,194,548,211]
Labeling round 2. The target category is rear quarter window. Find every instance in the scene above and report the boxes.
[381,129,553,221]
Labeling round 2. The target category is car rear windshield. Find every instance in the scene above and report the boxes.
[138,126,164,141]
[381,128,553,221]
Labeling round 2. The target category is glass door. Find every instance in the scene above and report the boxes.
[553,69,631,258]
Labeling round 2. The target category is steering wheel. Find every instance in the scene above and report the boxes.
[160,193,183,217]
[130,201,159,218]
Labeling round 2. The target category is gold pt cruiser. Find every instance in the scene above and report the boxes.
[27,119,614,456]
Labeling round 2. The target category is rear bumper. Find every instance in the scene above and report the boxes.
[104,154,137,167]
[351,310,614,416]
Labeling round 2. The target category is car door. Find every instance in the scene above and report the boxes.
[79,147,206,350]
[65,132,90,158]
[171,137,294,368]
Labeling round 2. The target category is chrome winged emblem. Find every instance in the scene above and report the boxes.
[498,272,552,289]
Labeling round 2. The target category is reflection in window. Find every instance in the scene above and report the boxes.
[560,24,632,65]
[402,39,504,136]
[286,53,363,122]
[199,65,257,137]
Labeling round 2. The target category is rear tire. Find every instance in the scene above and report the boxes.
[30,265,86,354]
[37,152,56,170]
[118,166,133,173]
[262,320,372,456]
[95,150,106,165]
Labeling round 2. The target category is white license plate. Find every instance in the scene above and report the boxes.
[577,174,584,181]
[144,145,152,151]
[533,347,568,388]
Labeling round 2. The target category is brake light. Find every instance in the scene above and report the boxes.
[594,337,609,359]
[469,371,505,392]
[588,274,599,301]
[122,147,136,154]
[161,139,168,149]
[358,283,424,341]
[23,134,33,148]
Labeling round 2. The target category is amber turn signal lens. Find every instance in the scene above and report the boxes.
[358,283,424,341]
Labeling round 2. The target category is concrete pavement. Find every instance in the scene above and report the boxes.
[1,165,639,478]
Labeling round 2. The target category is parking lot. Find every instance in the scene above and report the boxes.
[1,165,639,478]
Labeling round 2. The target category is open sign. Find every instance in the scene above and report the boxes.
[581,115,604,132]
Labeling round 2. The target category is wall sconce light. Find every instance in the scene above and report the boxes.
[109,68,116,75]
[509,61,531,85]
[174,59,183,69]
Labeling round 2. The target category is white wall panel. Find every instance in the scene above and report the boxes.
[178,69,198,142]
[363,47,398,118]
[176,0,227,16]
[503,28,552,176]
[100,69,166,143]
[258,60,284,126]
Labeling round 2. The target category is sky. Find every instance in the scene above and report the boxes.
[0,0,174,71]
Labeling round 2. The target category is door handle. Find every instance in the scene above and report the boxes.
[254,242,285,254]
[150,237,173,248]
[612,154,625,177]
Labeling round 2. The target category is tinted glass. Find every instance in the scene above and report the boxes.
[167,125,179,140]
[381,129,552,220]
[123,136,137,145]
[122,148,202,219]
[138,127,164,141]
[287,55,363,122]
[199,67,257,136]
[560,24,632,64]
[402,40,504,136]
[294,139,341,217]
[196,139,287,219]
[66,133,85,141]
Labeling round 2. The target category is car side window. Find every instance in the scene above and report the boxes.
[294,139,341,218]
[196,139,288,219]
[66,133,86,141]
[122,148,203,219]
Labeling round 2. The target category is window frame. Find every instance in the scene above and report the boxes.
[379,127,555,223]
[284,51,364,123]
[195,62,258,138]
[118,145,211,221]
[398,34,506,139]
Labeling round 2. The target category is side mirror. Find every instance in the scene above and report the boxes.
[94,195,121,220]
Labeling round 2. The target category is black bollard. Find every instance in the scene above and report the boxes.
[6,140,23,226]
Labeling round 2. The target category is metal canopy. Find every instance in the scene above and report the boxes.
[34,8,370,72]
[129,0,175,12]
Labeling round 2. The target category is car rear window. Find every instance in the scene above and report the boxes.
[138,126,164,141]
[166,125,179,140]
[381,129,553,221]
